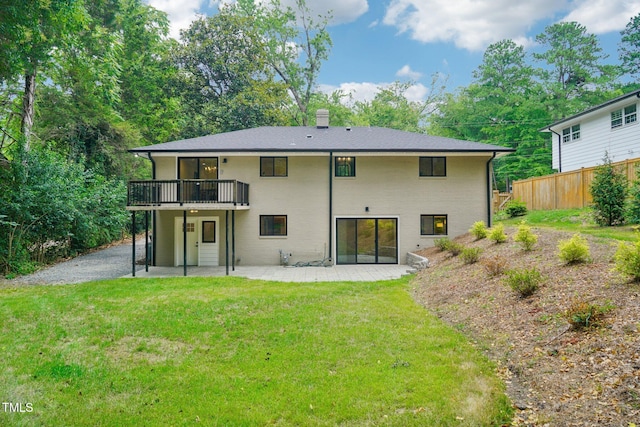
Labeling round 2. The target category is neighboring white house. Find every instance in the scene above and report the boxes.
[546,89,640,173]
[126,110,513,274]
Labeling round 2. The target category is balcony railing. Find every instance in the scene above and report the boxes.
[128,180,249,207]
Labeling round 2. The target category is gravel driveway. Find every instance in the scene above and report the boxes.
[3,239,146,286]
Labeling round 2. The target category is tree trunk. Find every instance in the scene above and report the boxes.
[21,69,37,151]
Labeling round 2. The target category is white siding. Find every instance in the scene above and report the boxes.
[553,101,640,172]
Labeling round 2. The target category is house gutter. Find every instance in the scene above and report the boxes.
[548,128,562,172]
[487,152,497,227]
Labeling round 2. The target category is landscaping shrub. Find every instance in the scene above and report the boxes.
[503,199,528,218]
[590,153,627,226]
[469,221,488,240]
[504,268,542,298]
[483,255,508,277]
[626,167,640,224]
[488,224,507,243]
[460,247,483,264]
[613,239,640,281]
[558,234,591,264]
[513,222,538,251]
[448,242,464,256]
[434,237,451,252]
[564,299,613,329]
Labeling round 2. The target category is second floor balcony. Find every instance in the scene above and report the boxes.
[127,180,249,209]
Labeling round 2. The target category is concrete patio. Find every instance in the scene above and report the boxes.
[124,264,416,282]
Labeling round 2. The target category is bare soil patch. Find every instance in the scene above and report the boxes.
[411,227,640,426]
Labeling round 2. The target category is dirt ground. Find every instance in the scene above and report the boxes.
[411,227,640,426]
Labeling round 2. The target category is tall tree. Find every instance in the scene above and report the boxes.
[533,22,614,119]
[0,0,87,150]
[119,0,181,144]
[231,0,332,126]
[619,13,640,80]
[173,13,288,135]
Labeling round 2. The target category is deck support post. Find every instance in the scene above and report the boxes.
[183,210,187,277]
[225,210,229,276]
[232,210,235,271]
[132,211,136,277]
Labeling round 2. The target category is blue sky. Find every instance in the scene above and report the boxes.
[148,0,640,102]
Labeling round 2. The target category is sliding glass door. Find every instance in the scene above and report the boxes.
[336,218,397,264]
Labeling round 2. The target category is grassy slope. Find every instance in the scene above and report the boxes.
[0,277,511,426]
[497,207,639,241]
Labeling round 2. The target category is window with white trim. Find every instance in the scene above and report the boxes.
[562,124,580,143]
[611,104,637,129]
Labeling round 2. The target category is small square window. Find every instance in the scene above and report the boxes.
[420,215,447,235]
[335,157,356,177]
[419,157,446,177]
[260,215,287,236]
[562,124,580,143]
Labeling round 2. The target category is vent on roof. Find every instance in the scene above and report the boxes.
[316,109,329,128]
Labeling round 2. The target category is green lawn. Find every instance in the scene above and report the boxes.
[0,277,511,426]
[497,207,639,241]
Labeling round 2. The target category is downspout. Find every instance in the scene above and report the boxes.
[486,152,497,227]
[148,152,157,266]
[328,151,333,263]
[549,128,562,173]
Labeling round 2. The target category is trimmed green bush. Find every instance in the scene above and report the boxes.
[613,239,640,281]
[434,237,451,252]
[448,242,464,256]
[469,221,488,240]
[489,223,507,243]
[513,222,538,251]
[504,200,527,218]
[460,247,483,264]
[558,234,591,264]
[504,268,542,298]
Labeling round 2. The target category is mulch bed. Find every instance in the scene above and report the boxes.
[411,228,640,426]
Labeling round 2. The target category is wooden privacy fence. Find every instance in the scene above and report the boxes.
[512,157,640,211]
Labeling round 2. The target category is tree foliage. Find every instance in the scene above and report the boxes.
[619,13,640,79]
[230,0,332,125]
[173,12,289,135]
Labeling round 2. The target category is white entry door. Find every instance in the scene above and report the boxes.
[174,217,219,266]
[198,218,219,266]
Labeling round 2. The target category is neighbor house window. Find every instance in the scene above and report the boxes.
[420,215,447,235]
[419,157,446,177]
[260,157,288,177]
[335,157,355,177]
[562,124,580,143]
[260,215,287,236]
[612,104,637,129]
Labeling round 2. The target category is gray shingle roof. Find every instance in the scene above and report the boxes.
[130,126,514,154]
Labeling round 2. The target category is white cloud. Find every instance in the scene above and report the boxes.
[318,81,428,103]
[382,0,566,51]
[148,0,205,39]
[396,65,422,80]
[561,0,640,34]
[273,0,369,24]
